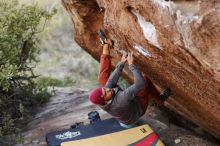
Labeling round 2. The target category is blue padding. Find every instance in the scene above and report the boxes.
[46,118,126,146]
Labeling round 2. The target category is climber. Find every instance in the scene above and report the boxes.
[89,33,171,128]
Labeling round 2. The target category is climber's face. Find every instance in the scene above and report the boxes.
[102,87,113,102]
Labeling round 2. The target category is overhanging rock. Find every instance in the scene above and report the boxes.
[62,0,220,139]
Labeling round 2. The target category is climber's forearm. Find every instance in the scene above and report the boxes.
[102,44,110,55]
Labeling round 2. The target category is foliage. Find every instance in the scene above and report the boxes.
[0,0,56,139]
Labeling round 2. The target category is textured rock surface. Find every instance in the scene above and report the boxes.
[62,0,220,139]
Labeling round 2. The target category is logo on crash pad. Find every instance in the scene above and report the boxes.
[56,131,81,140]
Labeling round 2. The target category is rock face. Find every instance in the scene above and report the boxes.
[62,0,220,139]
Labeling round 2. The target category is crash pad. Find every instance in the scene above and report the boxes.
[46,118,164,146]
[61,124,164,146]
[46,118,125,146]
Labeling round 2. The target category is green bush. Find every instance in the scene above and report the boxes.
[36,76,75,88]
[0,0,56,138]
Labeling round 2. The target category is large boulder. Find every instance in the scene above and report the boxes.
[62,0,220,139]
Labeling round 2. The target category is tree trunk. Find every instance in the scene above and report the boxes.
[62,0,220,139]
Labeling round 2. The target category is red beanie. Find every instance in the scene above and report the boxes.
[89,87,105,105]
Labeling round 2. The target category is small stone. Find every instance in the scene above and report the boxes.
[174,138,181,144]
[14,144,23,146]
[32,140,39,144]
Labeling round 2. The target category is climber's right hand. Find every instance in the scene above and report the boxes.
[127,52,134,65]
[121,51,128,63]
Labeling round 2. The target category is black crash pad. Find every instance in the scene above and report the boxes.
[46,118,125,146]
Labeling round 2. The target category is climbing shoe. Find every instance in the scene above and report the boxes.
[98,29,107,45]
[98,29,114,47]
[159,88,172,102]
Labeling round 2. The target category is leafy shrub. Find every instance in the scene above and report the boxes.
[0,0,56,138]
[36,76,75,88]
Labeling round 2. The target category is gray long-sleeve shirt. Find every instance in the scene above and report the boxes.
[100,61,145,125]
